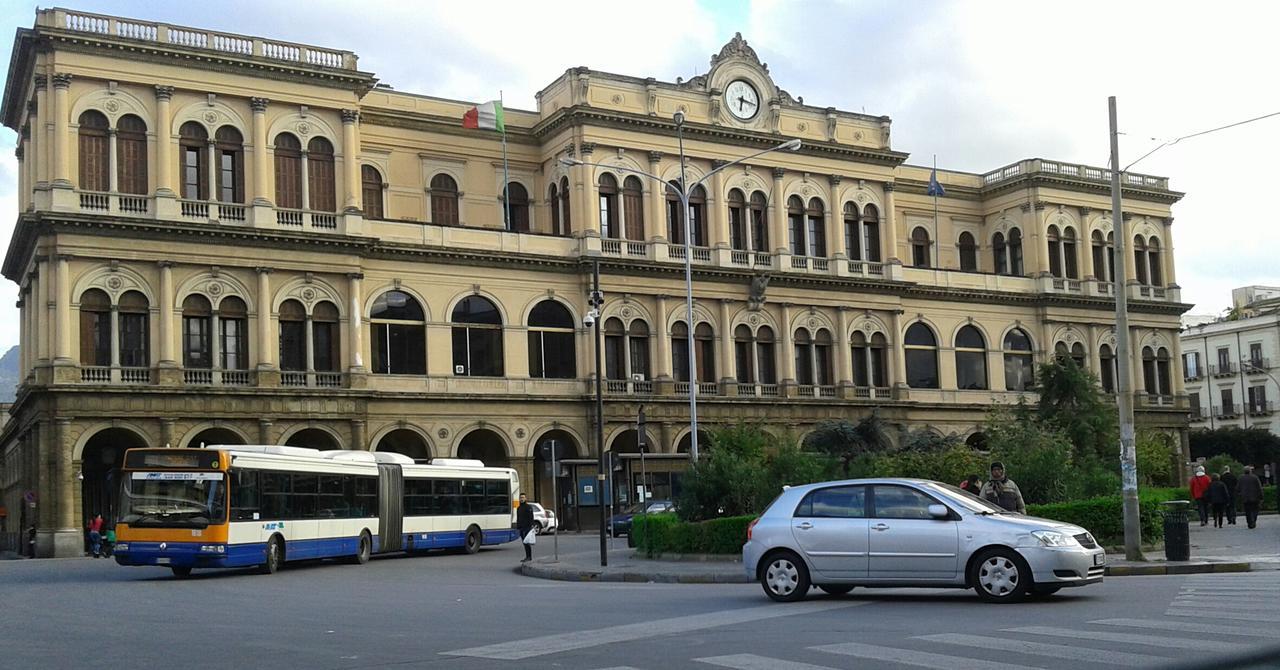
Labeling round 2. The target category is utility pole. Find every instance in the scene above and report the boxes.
[1110,96,1143,561]
[591,260,607,567]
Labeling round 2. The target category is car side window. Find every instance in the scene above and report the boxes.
[795,486,866,518]
[872,485,940,520]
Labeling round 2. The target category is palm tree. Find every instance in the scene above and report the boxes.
[804,414,893,476]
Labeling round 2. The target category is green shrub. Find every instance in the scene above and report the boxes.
[1027,492,1177,545]
[986,410,1077,504]
[632,513,754,556]
[1204,455,1245,479]
[1136,430,1180,488]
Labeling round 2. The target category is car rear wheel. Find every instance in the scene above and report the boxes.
[817,584,854,596]
[534,521,544,534]
[971,548,1030,603]
[760,552,810,602]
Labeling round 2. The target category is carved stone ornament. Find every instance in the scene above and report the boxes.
[711,33,764,70]
[808,318,818,329]
[621,307,633,319]
[797,122,807,132]
[104,100,119,113]
[203,111,218,125]
[749,314,760,326]
[106,276,122,290]
[855,191,868,205]
[742,179,756,190]
[611,94,623,104]
[207,282,223,296]
[854,131,863,141]
[747,273,770,310]
[437,428,449,439]
[801,185,813,196]
[515,428,526,439]
[301,288,316,301]
[297,122,311,136]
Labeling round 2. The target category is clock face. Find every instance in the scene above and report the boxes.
[724,79,760,120]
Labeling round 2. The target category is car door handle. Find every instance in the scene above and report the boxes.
[872,523,890,531]
[795,522,813,530]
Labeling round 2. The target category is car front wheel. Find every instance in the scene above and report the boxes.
[971,548,1031,603]
[760,552,810,602]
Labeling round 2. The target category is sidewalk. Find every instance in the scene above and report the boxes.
[521,514,1279,584]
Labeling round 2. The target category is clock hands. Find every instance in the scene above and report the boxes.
[737,95,757,112]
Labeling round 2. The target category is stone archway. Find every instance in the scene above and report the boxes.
[531,429,578,508]
[965,431,989,451]
[675,430,713,454]
[80,427,148,538]
[285,428,341,451]
[457,429,508,467]
[375,429,432,462]
[186,427,247,449]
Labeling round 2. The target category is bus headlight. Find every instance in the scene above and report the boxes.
[199,545,225,553]
[114,543,128,552]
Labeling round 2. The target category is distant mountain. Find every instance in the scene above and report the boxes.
[0,346,18,403]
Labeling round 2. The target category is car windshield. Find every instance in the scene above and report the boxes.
[645,502,671,513]
[923,481,1006,514]
[119,471,226,527]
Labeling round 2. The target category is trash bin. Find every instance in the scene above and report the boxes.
[1161,500,1191,561]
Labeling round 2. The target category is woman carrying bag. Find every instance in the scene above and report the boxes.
[516,493,536,563]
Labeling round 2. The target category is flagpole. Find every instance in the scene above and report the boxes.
[932,154,938,231]
[500,90,512,231]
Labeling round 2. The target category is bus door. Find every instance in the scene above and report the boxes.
[377,463,403,552]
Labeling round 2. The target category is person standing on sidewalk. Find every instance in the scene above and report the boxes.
[979,462,1026,514]
[1190,466,1212,526]
[1236,465,1264,529]
[516,493,536,563]
[1220,466,1238,525]
[86,514,104,558]
[1206,474,1230,528]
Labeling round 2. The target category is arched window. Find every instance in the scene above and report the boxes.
[1003,328,1035,391]
[806,198,826,258]
[911,227,931,268]
[689,185,708,247]
[756,325,777,384]
[787,195,806,256]
[666,181,684,243]
[507,182,530,232]
[214,125,243,203]
[750,191,769,252]
[1133,235,1149,285]
[851,331,869,387]
[312,301,340,373]
[1008,228,1025,275]
[695,322,716,381]
[273,132,302,208]
[279,299,307,372]
[1063,228,1079,279]
[1156,347,1171,395]
[843,202,862,260]
[452,295,503,377]
[955,325,988,390]
[182,294,213,369]
[1141,346,1157,394]
[734,324,754,383]
[79,288,111,366]
[728,189,747,251]
[862,204,881,262]
[219,296,248,371]
[307,136,335,212]
[1091,230,1109,282]
[1055,341,1087,371]
[558,176,572,235]
[598,174,619,239]
[430,173,459,226]
[605,318,651,381]
[1099,343,1116,393]
[623,176,644,241]
[118,291,149,368]
[993,232,1009,275]
[528,300,575,379]
[869,332,888,387]
[117,114,148,195]
[1070,341,1086,370]
[370,290,425,375]
[361,165,384,220]
[794,328,814,386]
[671,321,691,382]
[814,329,834,386]
[904,323,938,389]
[77,110,110,192]
[958,231,978,272]
[548,183,561,235]
[1147,237,1163,286]
[1047,225,1063,277]
[735,324,777,385]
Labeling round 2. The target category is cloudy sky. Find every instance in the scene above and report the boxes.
[1,0,1277,352]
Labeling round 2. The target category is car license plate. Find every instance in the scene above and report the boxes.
[155,557,170,565]
[1093,553,1105,566]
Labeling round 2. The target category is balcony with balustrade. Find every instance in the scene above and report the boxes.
[981,158,1172,193]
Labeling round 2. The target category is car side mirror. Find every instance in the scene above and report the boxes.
[927,504,950,520]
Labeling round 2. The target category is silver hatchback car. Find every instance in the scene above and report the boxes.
[743,478,1105,603]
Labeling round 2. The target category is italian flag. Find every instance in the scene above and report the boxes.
[462,100,505,132]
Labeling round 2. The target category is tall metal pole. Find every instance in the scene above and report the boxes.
[1109,96,1143,561]
[592,259,607,567]
[675,112,699,463]
[550,439,559,562]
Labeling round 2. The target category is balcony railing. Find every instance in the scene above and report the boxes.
[1245,358,1272,373]
[182,368,253,385]
[853,386,893,399]
[1210,363,1236,377]
[1248,401,1275,416]
[79,366,151,383]
[981,158,1169,191]
[1216,404,1241,418]
[282,371,346,387]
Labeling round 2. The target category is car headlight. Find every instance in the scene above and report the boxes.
[1031,530,1079,547]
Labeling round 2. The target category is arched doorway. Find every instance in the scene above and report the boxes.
[675,430,713,454]
[531,430,578,508]
[965,431,989,451]
[375,429,431,462]
[186,427,246,449]
[284,428,341,451]
[80,427,148,541]
[457,429,508,467]
[613,428,675,507]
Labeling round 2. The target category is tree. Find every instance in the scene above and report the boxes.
[1191,427,1280,467]
[804,414,893,476]
[1034,357,1117,464]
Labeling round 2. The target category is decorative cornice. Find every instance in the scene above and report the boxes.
[250,97,269,112]
[648,150,662,163]
[51,73,72,89]
[772,167,786,180]
[580,142,596,155]
[154,84,174,101]
[828,174,842,187]
[157,260,174,269]
[341,109,359,124]
[882,182,895,192]
[32,74,47,91]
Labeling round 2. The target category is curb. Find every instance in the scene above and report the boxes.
[1105,561,1252,576]
[520,562,750,584]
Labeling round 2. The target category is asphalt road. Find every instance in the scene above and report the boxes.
[3,534,1278,669]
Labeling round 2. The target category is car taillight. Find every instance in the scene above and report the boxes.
[747,517,759,541]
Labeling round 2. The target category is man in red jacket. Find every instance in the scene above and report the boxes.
[1189,466,1212,527]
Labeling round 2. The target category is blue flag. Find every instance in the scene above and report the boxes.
[927,167,946,197]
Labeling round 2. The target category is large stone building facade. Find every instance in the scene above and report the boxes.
[1183,287,1280,434]
[1,9,1189,556]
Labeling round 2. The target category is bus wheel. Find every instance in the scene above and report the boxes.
[351,531,372,565]
[171,566,192,578]
[463,526,482,554]
[261,536,284,575]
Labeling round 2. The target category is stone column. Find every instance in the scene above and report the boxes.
[655,294,672,380]
[882,182,899,263]
[647,151,663,240]
[779,303,796,386]
[51,74,72,189]
[161,419,176,448]
[1086,324,1102,379]
[300,148,311,211]
[109,304,121,369]
[836,307,852,386]
[250,98,271,206]
[154,86,175,197]
[19,128,31,209]
[17,296,27,378]
[341,109,362,212]
[709,160,728,249]
[890,310,908,393]
[1130,326,1145,393]
[256,268,275,369]
[1171,331,1187,396]
[258,419,273,445]
[718,299,734,385]
[829,175,845,259]
[1162,217,1178,286]
[351,419,367,451]
[158,261,176,369]
[1027,202,1048,276]
[36,259,49,364]
[1121,216,1138,282]
[33,76,48,191]
[771,168,787,254]
[54,418,76,555]
[54,255,72,364]
[347,273,365,372]
[578,142,598,236]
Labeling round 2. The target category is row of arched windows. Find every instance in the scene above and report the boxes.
[933,225,1165,286]
[904,323,1035,391]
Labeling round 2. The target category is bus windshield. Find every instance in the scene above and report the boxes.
[120,472,226,528]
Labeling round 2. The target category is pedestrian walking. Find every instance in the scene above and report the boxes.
[516,493,536,563]
[979,462,1026,514]
[103,526,116,558]
[1220,466,1238,525]
[1206,474,1230,528]
[1190,466,1211,526]
[1236,465,1264,529]
[87,514,104,558]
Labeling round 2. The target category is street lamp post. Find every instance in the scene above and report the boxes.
[587,260,606,567]
[562,121,800,465]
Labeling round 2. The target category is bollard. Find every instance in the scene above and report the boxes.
[1161,500,1191,562]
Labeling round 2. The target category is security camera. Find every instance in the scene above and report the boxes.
[583,312,596,327]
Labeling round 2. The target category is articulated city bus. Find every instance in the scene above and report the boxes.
[113,446,520,577]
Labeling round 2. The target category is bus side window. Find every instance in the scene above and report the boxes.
[486,480,508,515]
[319,474,345,519]
[231,470,260,521]
[355,476,378,518]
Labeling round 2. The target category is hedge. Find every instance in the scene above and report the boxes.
[632,513,754,556]
[1027,493,1172,545]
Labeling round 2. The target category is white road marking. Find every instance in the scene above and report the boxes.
[695,653,838,670]
[1167,599,1279,611]
[1166,609,1280,623]
[1175,595,1277,604]
[1092,617,1277,637]
[814,642,1043,669]
[1005,626,1239,652]
[440,600,864,660]
[918,633,1167,666]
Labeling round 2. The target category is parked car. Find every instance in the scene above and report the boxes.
[606,500,674,537]
[743,478,1104,603]
[529,502,558,534]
